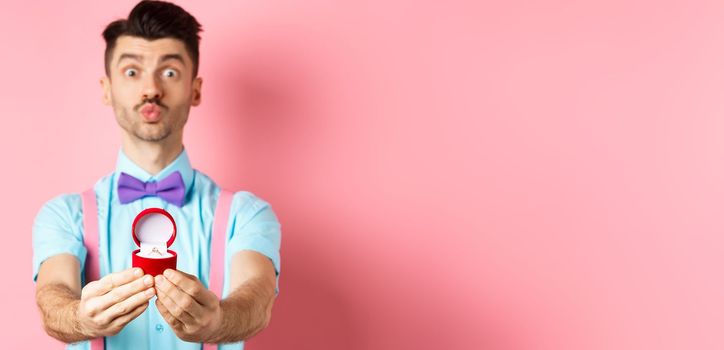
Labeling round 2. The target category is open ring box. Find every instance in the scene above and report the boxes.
[131,208,177,276]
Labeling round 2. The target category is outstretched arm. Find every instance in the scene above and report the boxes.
[35,254,156,343]
[154,249,277,343]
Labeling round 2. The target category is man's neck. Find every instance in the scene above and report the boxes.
[121,137,184,176]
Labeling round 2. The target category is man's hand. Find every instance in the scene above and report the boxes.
[154,269,222,343]
[77,267,156,338]
[154,251,277,344]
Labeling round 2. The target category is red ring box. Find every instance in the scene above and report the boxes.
[131,208,177,276]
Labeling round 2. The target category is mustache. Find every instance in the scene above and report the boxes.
[135,97,168,111]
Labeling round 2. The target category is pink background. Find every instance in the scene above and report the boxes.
[2,0,723,349]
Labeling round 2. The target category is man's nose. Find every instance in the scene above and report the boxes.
[142,75,163,101]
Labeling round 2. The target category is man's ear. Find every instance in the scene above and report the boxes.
[100,76,111,106]
[191,76,202,107]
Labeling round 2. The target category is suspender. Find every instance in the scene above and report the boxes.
[204,189,233,350]
[81,189,234,350]
[81,190,104,350]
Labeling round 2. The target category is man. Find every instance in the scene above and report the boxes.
[32,1,281,349]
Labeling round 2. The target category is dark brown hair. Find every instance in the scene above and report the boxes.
[102,0,203,77]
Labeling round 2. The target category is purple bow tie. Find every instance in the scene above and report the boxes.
[117,171,186,207]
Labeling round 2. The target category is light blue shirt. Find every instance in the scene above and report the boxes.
[32,149,281,350]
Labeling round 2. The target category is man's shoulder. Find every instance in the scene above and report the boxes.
[34,192,83,231]
[227,192,276,228]
[38,192,82,213]
[192,170,263,200]
[190,168,274,215]
[231,191,269,209]
[35,172,115,224]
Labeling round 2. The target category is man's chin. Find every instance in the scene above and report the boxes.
[133,129,172,143]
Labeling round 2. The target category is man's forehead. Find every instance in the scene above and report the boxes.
[113,35,190,62]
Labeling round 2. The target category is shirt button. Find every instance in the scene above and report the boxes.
[155,323,164,333]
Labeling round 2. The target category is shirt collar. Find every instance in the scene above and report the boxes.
[114,148,195,203]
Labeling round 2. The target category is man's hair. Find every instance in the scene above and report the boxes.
[102,0,203,78]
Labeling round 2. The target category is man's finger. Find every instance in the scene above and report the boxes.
[98,287,155,322]
[89,274,153,313]
[162,269,215,306]
[81,280,113,299]
[109,301,149,330]
[156,296,183,329]
[99,268,144,291]
[155,275,205,315]
[155,286,196,325]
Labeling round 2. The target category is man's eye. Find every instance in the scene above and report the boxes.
[124,68,138,77]
[162,69,177,78]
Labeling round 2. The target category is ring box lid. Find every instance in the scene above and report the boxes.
[132,208,177,249]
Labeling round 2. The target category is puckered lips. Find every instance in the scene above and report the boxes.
[140,103,162,122]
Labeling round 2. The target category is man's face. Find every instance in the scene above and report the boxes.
[101,35,201,143]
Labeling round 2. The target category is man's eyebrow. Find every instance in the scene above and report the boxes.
[116,53,142,66]
[115,53,186,66]
[160,54,186,66]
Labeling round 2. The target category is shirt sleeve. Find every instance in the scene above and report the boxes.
[225,191,282,294]
[32,193,87,282]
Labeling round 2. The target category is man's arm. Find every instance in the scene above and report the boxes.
[216,249,277,342]
[35,254,86,343]
[155,249,277,343]
[35,254,156,343]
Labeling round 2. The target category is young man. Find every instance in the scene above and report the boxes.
[32,1,281,349]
